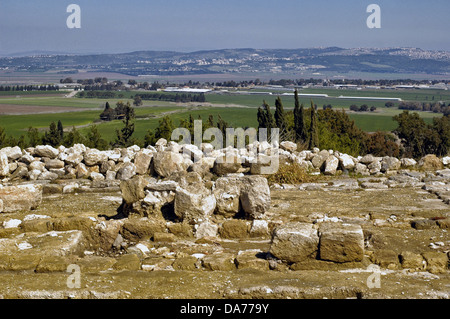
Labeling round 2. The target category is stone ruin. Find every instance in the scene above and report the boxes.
[0,139,449,298]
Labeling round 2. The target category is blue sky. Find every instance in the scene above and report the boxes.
[0,0,449,55]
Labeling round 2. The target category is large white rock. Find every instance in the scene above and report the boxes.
[280,141,297,153]
[442,156,450,166]
[153,151,188,178]
[195,221,219,239]
[213,176,241,218]
[338,153,356,170]
[0,184,43,213]
[0,146,22,161]
[182,144,204,162]
[83,149,108,166]
[29,161,46,172]
[134,150,153,175]
[318,223,364,263]
[324,155,339,175]
[381,156,401,172]
[239,176,271,219]
[311,150,330,169]
[64,152,83,166]
[175,188,216,223]
[35,145,59,159]
[0,153,9,176]
[116,162,136,180]
[400,158,417,167]
[269,222,319,263]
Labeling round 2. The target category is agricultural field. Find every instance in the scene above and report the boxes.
[0,88,445,141]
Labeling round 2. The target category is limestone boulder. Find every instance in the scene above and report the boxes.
[338,153,356,170]
[0,153,9,177]
[323,155,339,175]
[34,145,59,159]
[213,176,241,218]
[401,158,417,167]
[239,176,271,219]
[0,146,22,161]
[120,175,147,204]
[0,184,43,213]
[311,150,330,169]
[318,223,365,263]
[116,162,136,180]
[212,154,242,175]
[153,151,188,178]
[280,141,297,153]
[269,222,319,263]
[84,149,108,166]
[174,187,216,223]
[381,156,401,172]
[134,150,153,175]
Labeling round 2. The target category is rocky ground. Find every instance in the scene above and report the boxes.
[0,174,448,299]
[0,142,449,299]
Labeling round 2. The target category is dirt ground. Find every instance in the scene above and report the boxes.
[0,180,448,299]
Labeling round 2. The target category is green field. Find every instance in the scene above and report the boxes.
[83,107,259,141]
[0,88,445,143]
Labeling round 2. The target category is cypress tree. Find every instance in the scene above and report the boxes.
[263,100,275,129]
[294,89,307,142]
[42,121,61,147]
[57,120,64,141]
[217,114,228,136]
[207,114,215,128]
[274,96,287,133]
[308,100,319,149]
[257,106,266,131]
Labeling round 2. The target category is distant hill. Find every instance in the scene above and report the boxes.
[0,47,448,77]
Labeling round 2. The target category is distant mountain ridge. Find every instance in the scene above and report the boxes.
[0,47,448,76]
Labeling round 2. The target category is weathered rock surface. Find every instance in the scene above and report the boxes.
[153,151,187,178]
[269,222,319,263]
[239,176,271,219]
[0,184,42,213]
[318,223,364,263]
[213,177,241,218]
[174,187,216,223]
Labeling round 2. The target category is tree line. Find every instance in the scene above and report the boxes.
[0,85,59,92]
[397,101,450,116]
[256,90,449,159]
[1,92,448,159]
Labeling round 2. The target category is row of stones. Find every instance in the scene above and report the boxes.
[1,141,450,187]
[1,213,448,274]
[274,169,450,191]
[268,221,449,274]
[1,244,447,275]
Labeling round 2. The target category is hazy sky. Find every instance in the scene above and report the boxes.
[0,0,449,55]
